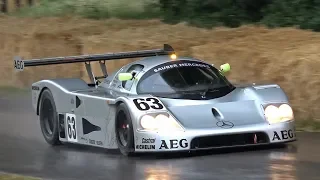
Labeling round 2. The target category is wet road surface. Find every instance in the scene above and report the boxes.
[0,93,320,180]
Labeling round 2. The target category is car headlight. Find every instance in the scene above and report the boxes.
[139,113,183,131]
[264,104,294,124]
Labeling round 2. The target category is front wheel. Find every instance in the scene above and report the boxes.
[39,89,61,145]
[115,103,135,156]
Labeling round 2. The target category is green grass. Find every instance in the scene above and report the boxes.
[0,173,40,180]
[296,120,320,132]
[11,0,162,19]
[0,86,29,95]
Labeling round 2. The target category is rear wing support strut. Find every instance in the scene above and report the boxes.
[13,44,175,85]
[84,60,108,86]
[85,62,96,85]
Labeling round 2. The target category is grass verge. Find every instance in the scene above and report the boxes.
[0,173,40,180]
[0,86,29,95]
[296,120,320,132]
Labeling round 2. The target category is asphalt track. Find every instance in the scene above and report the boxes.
[0,93,320,180]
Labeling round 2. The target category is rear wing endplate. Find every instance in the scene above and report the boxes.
[13,44,175,85]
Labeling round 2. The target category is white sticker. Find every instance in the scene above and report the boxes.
[14,56,24,71]
[132,97,165,111]
[66,113,77,142]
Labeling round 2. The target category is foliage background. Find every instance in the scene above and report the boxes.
[11,0,320,31]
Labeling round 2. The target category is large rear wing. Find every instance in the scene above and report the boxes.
[13,44,175,85]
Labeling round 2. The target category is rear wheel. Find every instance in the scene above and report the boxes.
[39,89,61,145]
[115,103,135,156]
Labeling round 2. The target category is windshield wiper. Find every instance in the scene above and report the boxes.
[178,88,219,96]
[200,88,220,97]
[177,84,225,96]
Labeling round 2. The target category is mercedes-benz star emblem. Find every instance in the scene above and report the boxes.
[216,120,234,129]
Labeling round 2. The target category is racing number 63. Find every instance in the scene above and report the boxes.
[133,98,164,111]
[66,113,77,142]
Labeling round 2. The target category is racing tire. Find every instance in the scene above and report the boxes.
[39,88,61,145]
[115,103,135,156]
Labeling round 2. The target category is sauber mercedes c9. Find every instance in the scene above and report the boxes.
[13,44,296,156]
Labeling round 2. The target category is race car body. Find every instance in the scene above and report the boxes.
[14,44,296,156]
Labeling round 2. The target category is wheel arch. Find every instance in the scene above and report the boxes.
[114,100,124,123]
[33,79,91,116]
[113,98,135,124]
[113,100,136,155]
[36,87,49,115]
[115,100,124,107]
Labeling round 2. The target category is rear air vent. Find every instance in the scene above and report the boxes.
[58,114,65,138]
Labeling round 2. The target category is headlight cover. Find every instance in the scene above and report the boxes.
[139,112,184,131]
[264,104,294,124]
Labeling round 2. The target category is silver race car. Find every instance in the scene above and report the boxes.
[14,44,296,156]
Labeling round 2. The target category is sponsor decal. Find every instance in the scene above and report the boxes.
[142,138,156,143]
[154,64,178,73]
[14,57,24,71]
[89,139,95,145]
[216,120,234,129]
[136,144,156,149]
[31,86,39,91]
[96,141,103,146]
[88,139,103,146]
[159,139,188,149]
[80,137,87,141]
[153,63,210,73]
[272,129,296,141]
[136,138,156,150]
[80,137,88,143]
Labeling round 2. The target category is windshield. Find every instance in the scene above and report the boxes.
[137,60,235,100]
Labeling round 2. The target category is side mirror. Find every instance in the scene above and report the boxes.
[118,73,133,81]
[220,63,231,74]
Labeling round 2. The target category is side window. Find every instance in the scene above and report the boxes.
[122,64,144,91]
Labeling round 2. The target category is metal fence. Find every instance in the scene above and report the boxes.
[1,0,38,13]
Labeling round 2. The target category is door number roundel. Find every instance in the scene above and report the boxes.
[133,98,164,111]
[66,113,77,142]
